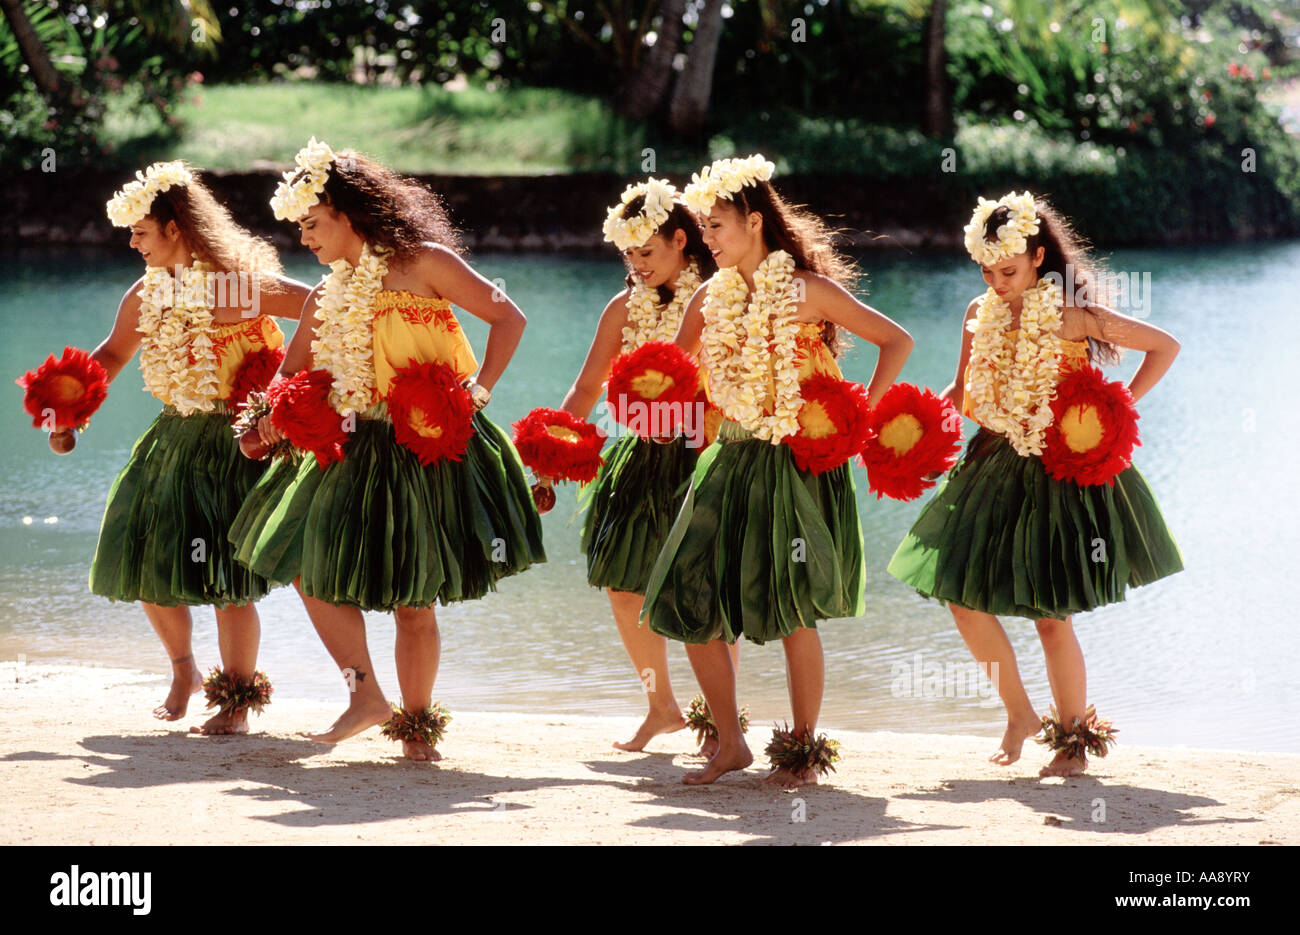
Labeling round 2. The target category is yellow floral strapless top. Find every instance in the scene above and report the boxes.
[961,329,1089,423]
[371,290,478,403]
[212,315,284,401]
[702,321,842,411]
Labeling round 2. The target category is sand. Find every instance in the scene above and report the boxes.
[1,663,1296,846]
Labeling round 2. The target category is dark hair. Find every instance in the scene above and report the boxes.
[983,199,1121,365]
[618,198,717,300]
[147,165,283,286]
[302,150,462,261]
[716,180,858,358]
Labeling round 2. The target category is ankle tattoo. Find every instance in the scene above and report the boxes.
[171,654,194,666]
[342,666,366,691]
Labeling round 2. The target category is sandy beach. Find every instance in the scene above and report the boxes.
[1,663,1296,846]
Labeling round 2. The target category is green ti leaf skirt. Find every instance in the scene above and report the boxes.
[89,407,273,607]
[642,422,866,645]
[229,409,545,611]
[579,432,698,594]
[887,429,1184,620]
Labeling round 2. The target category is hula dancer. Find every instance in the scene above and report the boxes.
[642,156,914,786]
[540,179,725,752]
[887,192,1183,777]
[230,140,545,761]
[39,162,309,733]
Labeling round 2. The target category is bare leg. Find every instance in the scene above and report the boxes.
[763,627,825,788]
[295,580,391,743]
[696,640,742,758]
[950,604,1040,765]
[608,589,686,751]
[141,602,202,720]
[393,605,441,762]
[191,602,261,736]
[1035,616,1088,777]
[681,639,752,784]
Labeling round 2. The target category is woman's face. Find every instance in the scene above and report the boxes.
[980,246,1045,303]
[129,217,187,268]
[297,202,361,266]
[700,201,760,269]
[625,227,688,290]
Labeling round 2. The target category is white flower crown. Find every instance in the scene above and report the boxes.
[681,154,775,216]
[106,161,194,227]
[602,178,678,251]
[964,191,1041,266]
[270,137,336,222]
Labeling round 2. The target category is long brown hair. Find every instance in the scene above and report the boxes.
[147,166,283,286]
[718,180,858,357]
[307,150,462,261]
[983,198,1121,365]
[617,198,718,301]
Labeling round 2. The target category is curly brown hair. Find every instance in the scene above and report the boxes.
[983,197,1121,365]
[716,180,859,357]
[293,150,463,261]
[617,197,718,302]
[146,164,284,287]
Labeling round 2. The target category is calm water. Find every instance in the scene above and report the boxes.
[2,243,1298,753]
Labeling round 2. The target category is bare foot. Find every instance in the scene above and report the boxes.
[304,696,392,744]
[190,708,249,736]
[402,739,444,762]
[698,734,719,759]
[761,766,819,789]
[613,708,686,752]
[1039,750,1086,777]
[153,661,203,721]
[990,715,1041,766]
[683,743,753,785]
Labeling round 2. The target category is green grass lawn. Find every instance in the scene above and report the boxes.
[105,81,648,175]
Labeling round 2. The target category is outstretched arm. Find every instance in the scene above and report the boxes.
[91,281,147,383]
[560,292,631,422]
[255,273,314,321]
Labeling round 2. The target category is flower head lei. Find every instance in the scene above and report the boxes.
[602,178,678,252]
[271,137,336,222]
[964,191,1040,267]
[106,161,194,228]
[681,154,775,217]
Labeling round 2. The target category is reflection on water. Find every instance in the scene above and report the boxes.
[2,244,1298,753]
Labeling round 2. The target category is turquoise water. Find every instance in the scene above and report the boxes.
[2,243,1297,753]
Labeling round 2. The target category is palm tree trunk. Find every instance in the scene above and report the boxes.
[667,0,724,139]
[1,0,64,101]
[924,0,953,138]
[616,0,685,121]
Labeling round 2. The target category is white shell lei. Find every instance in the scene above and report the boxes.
[620,260,702,353]
[311,243,391,416]
[699,250,802,443]
[964,277,1065,456]
[136,261,220,415]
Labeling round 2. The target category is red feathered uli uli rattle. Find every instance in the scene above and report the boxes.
[16,346,110,455]
[859,383,964,501]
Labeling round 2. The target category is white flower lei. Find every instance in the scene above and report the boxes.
[602,178,677,252]
[964,191,1040,267]
[311,242,391,416]
[964,277,1065,457]
[106,161,194,228]
[621,260,702,353]
[136,261,220,415]
[270,137,336,222]
[699,250,802,443]
[682,155,775,217]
